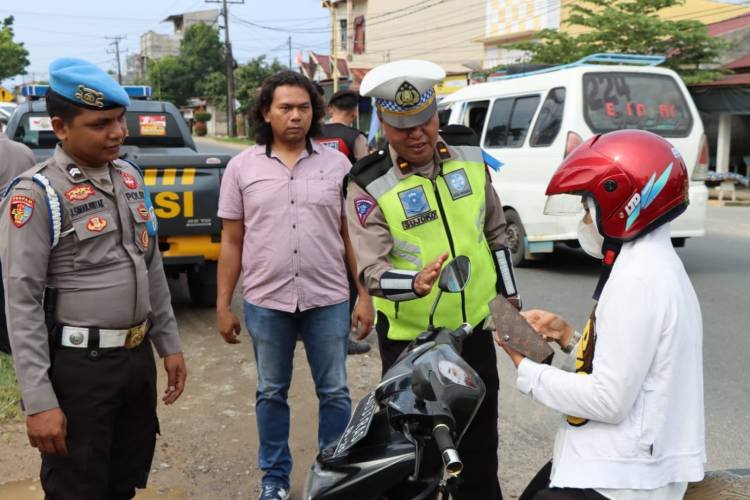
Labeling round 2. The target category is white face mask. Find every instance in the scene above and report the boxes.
[577,198,604,259]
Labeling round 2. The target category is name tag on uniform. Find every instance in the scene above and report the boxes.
[398,186,437,230]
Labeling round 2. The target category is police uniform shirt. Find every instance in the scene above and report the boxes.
[345,139,507,295]
[0,144,181,415]
[0,131,35,196]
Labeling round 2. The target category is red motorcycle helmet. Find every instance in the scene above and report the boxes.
[545,129,690,242]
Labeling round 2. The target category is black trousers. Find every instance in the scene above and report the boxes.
[377,316,503,500]
[41,340,158,500]
[519,461,608,500]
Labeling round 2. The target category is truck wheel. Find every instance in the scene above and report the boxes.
[503,209,527,267]
[188,261,218,307]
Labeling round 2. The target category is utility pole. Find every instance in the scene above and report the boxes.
[106,35,126,84]
[329,2,339,92]
[288,35,292,69]
[207,0,244,137]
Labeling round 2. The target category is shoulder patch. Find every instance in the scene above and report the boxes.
[9,194,35,227]
[354,196,376,226]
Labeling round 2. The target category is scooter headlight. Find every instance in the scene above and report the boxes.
[302,462,348,500]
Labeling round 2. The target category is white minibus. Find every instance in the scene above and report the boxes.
[439,54,708,265]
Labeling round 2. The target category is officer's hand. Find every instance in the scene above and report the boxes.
[217,306,242,344]
[163,352,187,405]
[27,408,68,456]
[414,252,449,296]
[352,296,375,340]
[521,309,574,348]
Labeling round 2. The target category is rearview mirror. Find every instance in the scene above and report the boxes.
[428,256,471,331]
[438,256,471,293]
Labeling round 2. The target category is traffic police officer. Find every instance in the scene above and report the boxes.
[0,58,186,500]
[345,60,521,500]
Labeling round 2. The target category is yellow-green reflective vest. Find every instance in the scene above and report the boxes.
[366,145,497,340]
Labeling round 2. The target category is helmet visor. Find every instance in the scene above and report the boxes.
[544,194,585,216]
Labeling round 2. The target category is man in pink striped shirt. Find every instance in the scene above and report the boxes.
[216,71,373,500]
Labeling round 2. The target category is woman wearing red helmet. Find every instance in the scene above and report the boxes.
[500,130,705,500]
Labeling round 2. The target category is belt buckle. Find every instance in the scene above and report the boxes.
[125,323,146,349]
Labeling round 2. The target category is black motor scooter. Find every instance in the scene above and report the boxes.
[303,256,483,500]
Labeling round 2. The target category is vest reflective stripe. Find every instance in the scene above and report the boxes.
[476,202,486,243]
[366,167,401,200]
[371,146,497,340]
[391,237,423,268]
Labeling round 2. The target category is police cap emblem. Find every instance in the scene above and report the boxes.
[394,81,421,108]
[75,85,104,108]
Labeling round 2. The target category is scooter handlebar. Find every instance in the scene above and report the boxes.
[432,423,463,476]
[453,323,473,339]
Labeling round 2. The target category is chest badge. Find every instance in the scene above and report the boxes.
[9,195,35,228]
[140,229,149,248]
[119,171,138,190]
[137,203,150,221]
[444,169,473,200]
[64,184,96,202]
[398,186,437,230]
[87,216,108,232]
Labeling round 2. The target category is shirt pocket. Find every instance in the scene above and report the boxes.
[71,213,120,270]
[307,179,340,206]
[127,202,151,253]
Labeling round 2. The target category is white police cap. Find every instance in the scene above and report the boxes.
[360,60,445,129]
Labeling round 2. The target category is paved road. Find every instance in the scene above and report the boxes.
[193,137,750,495]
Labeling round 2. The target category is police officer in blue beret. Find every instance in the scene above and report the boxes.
[0,57,186,499]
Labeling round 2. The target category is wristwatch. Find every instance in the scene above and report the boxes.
[561,329,582,354]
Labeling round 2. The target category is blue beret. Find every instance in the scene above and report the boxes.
[49,57,130,109]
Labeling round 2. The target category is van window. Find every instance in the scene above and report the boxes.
[11,113,58,149]
[530,87,566,147]
[485,95,541,148]
[12,111,187,149]
[438,107,451,128]
[460,100,489,138]
[583,73,692,137]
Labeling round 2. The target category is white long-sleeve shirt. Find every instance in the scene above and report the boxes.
[516,223,705,491]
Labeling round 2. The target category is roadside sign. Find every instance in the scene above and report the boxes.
[0,87,13,102]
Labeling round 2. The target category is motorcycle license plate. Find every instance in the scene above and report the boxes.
[333,391,378,457]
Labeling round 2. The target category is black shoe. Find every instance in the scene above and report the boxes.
[347,338,371,355]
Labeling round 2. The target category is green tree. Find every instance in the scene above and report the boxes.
[0,16,30,82]
[146,23,225,106]
[504,0,727,84]
[234,55,286,113]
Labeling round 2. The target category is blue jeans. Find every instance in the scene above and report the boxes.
[243,300,352,489]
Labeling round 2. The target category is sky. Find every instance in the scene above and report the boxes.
[0,0,332,88]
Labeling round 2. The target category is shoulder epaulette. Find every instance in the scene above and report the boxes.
[349,148,392,189]
[439,124,480,147]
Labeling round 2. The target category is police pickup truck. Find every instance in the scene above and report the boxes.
[5,85,230,306]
